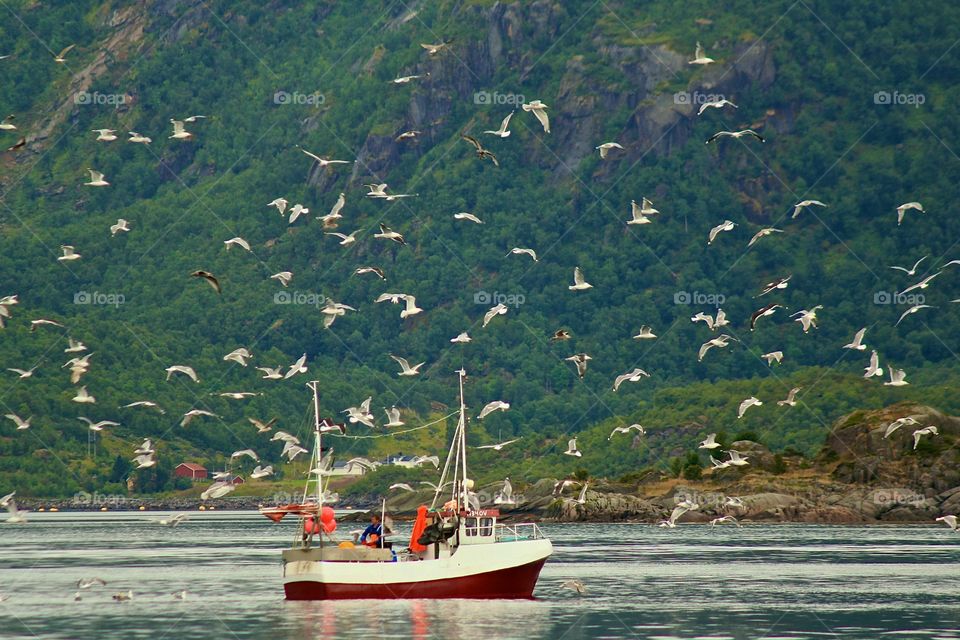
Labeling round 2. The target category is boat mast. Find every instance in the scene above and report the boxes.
[305,381,323,547]
[457,368,469,511]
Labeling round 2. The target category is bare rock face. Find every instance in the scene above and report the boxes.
[819,403,960,492]
[547,489,665,522]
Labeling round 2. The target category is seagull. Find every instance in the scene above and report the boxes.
[454,212,484,224]
[477,401,510,419]
[84,169,109,187]
[374,223,406,245]
[863,350,884,378]
[708,220,736,244]
[390,354,425,376]
[613,368,650,391]
[698,99,738,115]
[883,416,920,438]
[112,590,134,602]
[738,397,762,419]
[91,128,117,142]
[218,392,261,400]
[494,478,516,505]
[394,130,421,141]
[748,227,784,247]
[127,131,152,144]
[389,483,416,493]
[190,270,221,294]
[251,465,273,479]
[450,331,472,343]
[7,367,36,379]
[110,219,130,236]
[551,329,572,341]
[165,365,199,383]
[72,386,96,404]
[343,398,375,428]
[460,134,499,166]
[843,327,868,351]
[483,303,508,327]
[288,203,310,224]
[270,271,293,287]
[281,443,307,462]
[134,439,154,455]
[628,198,659,225]
[224,237,251,252]
[56,245,82,262]
[420,42,449,55]
[711,456,731,470]
[706,129,764,144]
[595,142,624,159]
[935,515,959,532]
[271,431,300,445]
[884,365,909,387]
[560,579,586,595]
[477,438,521,451]
[698,334,738,361]
[521,100,550,133]
[506,247,538,261]
[285,354,308,379]
[792,200,827,219]
[168,119,192,140]
[4,413,31,430]
[912,426,938,449]
[54,44,76,63]
[76,578,107,590]
[65,338,87,353]
[267,197,288,215]
[569,267,593,291]
[761,351,783,366]
[633,326,657,340]
[255,366,284,381]
[180,409,217,427]
[896,202,924,226]
[609,424,645,440]
[698,433,721,449]
[483,111,514,137]
[316,192,346,227]
[792,305,823,333]
[895,304,936,326]
[326,230,359,246]
[155,514,188,527]
[398,295,422,319]
[750,304,785,331]
[78,417,119,432]
[567,483,589,505]
[898,272,941,296]
[384,406,404,428]
[757,275,791,297]
[132,453,155,469]
[688,41,714,64]
[563,438,582,457]
[726,450,750,466]
[777,387,801,407]
[223,348,252,367]
[565,353,592,379]
[248,417,276,433]
[553,479,578,497]
[31,318,66,331]
[183,115,207,122]
[890,256,928,275]
[298,147,352,168]
[0,115,15,130]
[354,266,386,280]
[231,449,259,462]
[389,73,429,84]
[710,516,741,528]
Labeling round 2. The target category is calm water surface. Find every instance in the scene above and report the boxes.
[1,512,958,639]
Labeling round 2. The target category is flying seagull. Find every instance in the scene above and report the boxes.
[613,368,650,391]
[521,100,550,133]
[689,41,714,65]
[565,353,592,379]
[190,270,220,294]
[708,220,736,245]
[698,99,738,115]
[706,129,764,144]
[389,354,425,376]
[792,200,826,219]
[595,142,624,159]
[777,387,801,407]
[477,401,510,419]
[896,202,924,226]
[890,256,927,276]
[483,111,513,138]
[737,396,762,419]
[568,267,593,291]
[843,327,868,351]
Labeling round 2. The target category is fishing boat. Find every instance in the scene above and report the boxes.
[270,370,552,600]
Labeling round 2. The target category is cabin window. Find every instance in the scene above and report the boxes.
[464,518,479,537]
[479,517,493,537]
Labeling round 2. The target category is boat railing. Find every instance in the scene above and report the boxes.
[494,521,545,542]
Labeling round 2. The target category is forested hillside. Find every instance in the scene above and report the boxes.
[1,0,959,496]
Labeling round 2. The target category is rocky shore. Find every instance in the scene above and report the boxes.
[17,403,960,526]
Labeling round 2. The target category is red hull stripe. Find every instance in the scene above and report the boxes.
[284,558,547,600]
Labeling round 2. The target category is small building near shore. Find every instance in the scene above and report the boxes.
[328,460,366,477]
[174,462,208,480]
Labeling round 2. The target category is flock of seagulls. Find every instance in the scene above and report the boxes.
[0,27,954,538]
